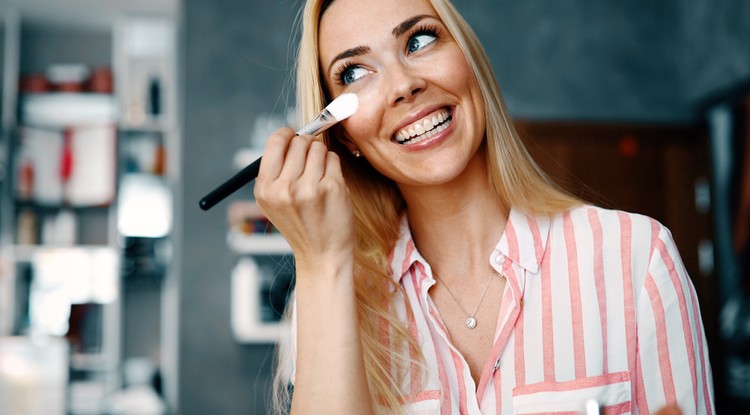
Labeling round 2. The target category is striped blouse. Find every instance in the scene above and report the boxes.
[287,205,715,414]
[384,205,714,414]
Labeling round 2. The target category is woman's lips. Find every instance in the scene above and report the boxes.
[393,107,453,144]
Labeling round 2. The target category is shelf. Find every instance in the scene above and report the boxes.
[10,244,116,263]
[226,230,292,255]
[69,352,118,372]
[14,200,112,211]
[232,321,290,344]
[20,93,117,127]
[119,120,170,133]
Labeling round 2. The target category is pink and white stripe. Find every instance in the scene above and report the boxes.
[382,205,714,414]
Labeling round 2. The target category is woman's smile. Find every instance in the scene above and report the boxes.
[393,107,453,145]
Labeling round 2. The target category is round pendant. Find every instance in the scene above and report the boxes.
[465,317,477,329]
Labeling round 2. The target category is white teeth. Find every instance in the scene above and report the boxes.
[397,115,452,145]
[395,109,451,144]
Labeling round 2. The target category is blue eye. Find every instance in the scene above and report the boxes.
[407,32,436,54]
[338,65,369,85]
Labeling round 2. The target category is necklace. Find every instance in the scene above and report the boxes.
[433,271,498,329]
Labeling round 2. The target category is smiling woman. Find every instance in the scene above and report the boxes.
[318,5,487,189]
[253,0,716,414]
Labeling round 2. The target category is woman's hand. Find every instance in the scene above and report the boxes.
[253,127,355,271]
[256,128,372,414]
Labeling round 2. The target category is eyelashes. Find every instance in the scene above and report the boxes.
[332,23,442,87]
[333,62,364,86]
[408,24,440,48]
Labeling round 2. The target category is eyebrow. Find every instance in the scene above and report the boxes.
[328,45,372,74]
[326,14,433,75]
[392,14,430,37]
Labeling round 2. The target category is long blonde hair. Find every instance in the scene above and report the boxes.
[275,0,579,412]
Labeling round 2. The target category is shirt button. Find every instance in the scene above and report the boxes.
[495,254,505,265]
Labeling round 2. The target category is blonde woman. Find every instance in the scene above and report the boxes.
[253,0,714,413]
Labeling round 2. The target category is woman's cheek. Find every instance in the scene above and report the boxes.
[341,105,381,149]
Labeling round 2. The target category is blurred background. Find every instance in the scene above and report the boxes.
[0,0,748,414]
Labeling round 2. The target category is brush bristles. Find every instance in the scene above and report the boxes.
[326,93,359,120]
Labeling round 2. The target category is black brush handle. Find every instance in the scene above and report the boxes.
[199,156,262,211]
[198,109,340,211]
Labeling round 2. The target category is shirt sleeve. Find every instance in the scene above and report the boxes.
[634,222,715,415]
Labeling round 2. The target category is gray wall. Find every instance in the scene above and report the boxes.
[464,0,686,121]
[679,0,750,102]
[180,1,750,414]
[180,0,298,413]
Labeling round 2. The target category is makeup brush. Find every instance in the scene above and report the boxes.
[199,93,359,211]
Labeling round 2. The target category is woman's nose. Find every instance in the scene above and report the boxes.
[387,63,426,105]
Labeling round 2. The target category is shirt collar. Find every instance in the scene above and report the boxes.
[494,208,551,274]
[389,215,424,283]
[389,208,551,283]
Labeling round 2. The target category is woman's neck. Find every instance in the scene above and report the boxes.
[399,153,508,282]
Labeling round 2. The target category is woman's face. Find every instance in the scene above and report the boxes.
[319,0,486,188]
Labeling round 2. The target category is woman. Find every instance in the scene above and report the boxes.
[254,0,714,413]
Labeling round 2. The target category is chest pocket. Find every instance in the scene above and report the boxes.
[512,371,632,414]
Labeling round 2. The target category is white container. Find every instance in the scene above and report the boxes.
[0,336,69,415]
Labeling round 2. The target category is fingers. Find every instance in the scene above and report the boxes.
[251,128,354,263]
[259,127,339,183]
[279,133,317,180]
[257,127,296,181]
[301,140,329,181]
[324,150,343,180]
[257,129,314,179]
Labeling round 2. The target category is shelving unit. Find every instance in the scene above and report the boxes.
[231,256,292,344]
[227,146,295,344]
[0,9,178,415]
[226,231,291,255]
[228,229,295,343]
